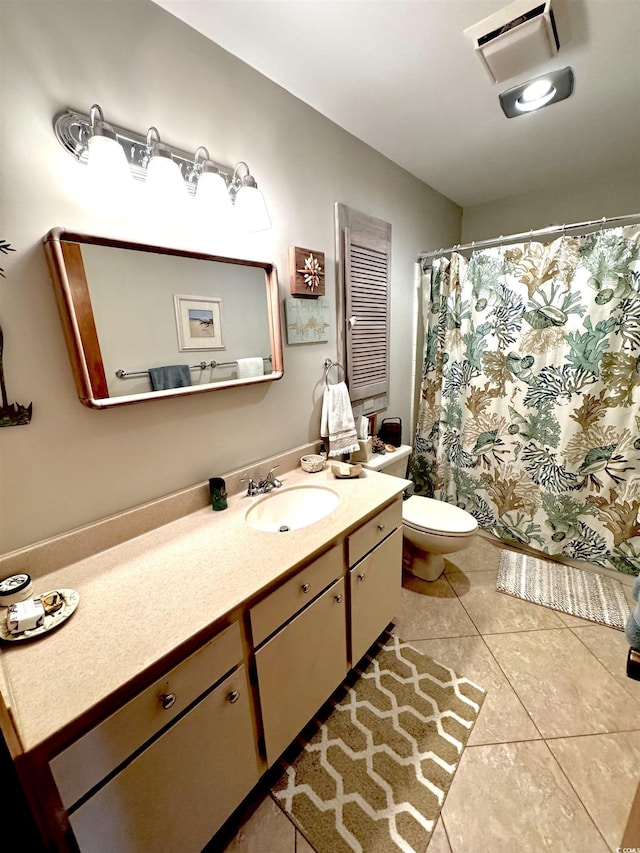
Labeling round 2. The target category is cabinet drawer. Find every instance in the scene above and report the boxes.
[250,543,343,646]
[347,498,402,567]
[69,665,259,853]
[255,578,348,766]
[51,621,243,809]
[350,528,403,664]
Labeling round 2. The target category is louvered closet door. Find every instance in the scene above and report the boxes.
[344,226,390,403]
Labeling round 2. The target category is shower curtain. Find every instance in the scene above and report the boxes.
[410,226,640,575]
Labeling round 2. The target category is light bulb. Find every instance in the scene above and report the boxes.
[86,134,132,198]
[234,185,271,232]
[145,154,188,205]
[515,79,556,112]
[196,170,233,224]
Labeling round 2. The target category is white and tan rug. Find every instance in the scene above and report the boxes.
[270,634,485,853]
[497,550,632,630]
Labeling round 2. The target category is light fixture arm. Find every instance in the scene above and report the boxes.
[229,161,259,204]
[88,103,118,143]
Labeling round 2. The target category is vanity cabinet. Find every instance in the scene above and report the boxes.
[34,493,405,852]
[49,623,260,853]
[252,545,348,766]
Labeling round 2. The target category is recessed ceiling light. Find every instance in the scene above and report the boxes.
[516,79,556,111]
[499,66,574,118]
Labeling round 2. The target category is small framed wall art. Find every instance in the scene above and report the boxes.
[289,247,325,297]
[285,297,330,344]
[174,294,224,351]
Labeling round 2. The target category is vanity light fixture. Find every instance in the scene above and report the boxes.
[53,105,271,230]
[499,66,574,118]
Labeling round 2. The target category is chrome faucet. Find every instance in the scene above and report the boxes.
[261,466,282,491]
[241,466,282,496]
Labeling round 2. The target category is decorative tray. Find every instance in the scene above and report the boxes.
[0,589,80,643]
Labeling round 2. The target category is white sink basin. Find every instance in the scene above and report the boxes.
[245,485,340,532]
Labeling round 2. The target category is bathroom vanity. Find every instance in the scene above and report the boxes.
[0,447,407,852]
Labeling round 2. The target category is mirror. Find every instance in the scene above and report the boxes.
[43,229,284,408]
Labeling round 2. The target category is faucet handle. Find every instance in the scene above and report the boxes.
[240,476,259,496]
[266,466,282,488]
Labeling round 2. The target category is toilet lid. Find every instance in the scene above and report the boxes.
[403,495,478,535]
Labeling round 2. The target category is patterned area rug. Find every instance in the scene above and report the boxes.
[270,635,485,853]
[497,550,632,630]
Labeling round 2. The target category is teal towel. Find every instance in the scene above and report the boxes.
[625,576,640,650]
[148,365,192,391]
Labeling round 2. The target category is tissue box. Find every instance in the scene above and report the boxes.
[350,438,373,463]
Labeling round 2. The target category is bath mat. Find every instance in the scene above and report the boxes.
[497,551,632,630]
[270,634,485,853]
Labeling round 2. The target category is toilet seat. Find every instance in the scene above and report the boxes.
[402,495,477,536]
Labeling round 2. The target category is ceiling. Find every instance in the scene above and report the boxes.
[153,0,640,208]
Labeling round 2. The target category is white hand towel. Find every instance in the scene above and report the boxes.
[321,381,360,458]
[236,357,264,379]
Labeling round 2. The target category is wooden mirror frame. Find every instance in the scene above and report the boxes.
[43,228,284,409]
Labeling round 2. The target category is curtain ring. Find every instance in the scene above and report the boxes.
[561,223,566,237]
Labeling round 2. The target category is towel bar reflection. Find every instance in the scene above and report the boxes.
[323,358,345,387]
[116,356,272,379]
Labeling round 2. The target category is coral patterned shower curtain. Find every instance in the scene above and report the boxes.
[410,226,640,576]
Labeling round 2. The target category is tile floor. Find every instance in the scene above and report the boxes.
[219,535,640,853]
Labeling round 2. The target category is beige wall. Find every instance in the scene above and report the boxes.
[0,0,461,553]
[462,164,640,243]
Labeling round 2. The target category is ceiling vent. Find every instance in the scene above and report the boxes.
[464,0,560,84]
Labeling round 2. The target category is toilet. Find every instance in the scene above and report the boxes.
[360,444,478,581]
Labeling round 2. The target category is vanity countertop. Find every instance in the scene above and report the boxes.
[0,465,407,756]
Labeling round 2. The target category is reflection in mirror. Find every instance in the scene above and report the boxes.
[43,229,284,408]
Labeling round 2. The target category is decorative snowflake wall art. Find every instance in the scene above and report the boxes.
[289,246,325,297]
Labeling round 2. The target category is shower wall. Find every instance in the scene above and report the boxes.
[462,163,640,243]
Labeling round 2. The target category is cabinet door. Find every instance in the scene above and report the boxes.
[255,578,348,766]
[69,666,259,853]
[350,527,402,664]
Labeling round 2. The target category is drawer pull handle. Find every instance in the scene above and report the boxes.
[377,523,385,531]
[358,573,366,582]
[160,692,176,711]
[334,593,343,604]
[228,690,240,704]
[301,582,311,593]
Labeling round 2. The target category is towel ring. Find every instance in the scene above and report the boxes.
[323,358,345,387]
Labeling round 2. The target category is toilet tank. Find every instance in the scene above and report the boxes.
[361,445,412,478]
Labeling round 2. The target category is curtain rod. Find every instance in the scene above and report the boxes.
[419,212,640,263]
